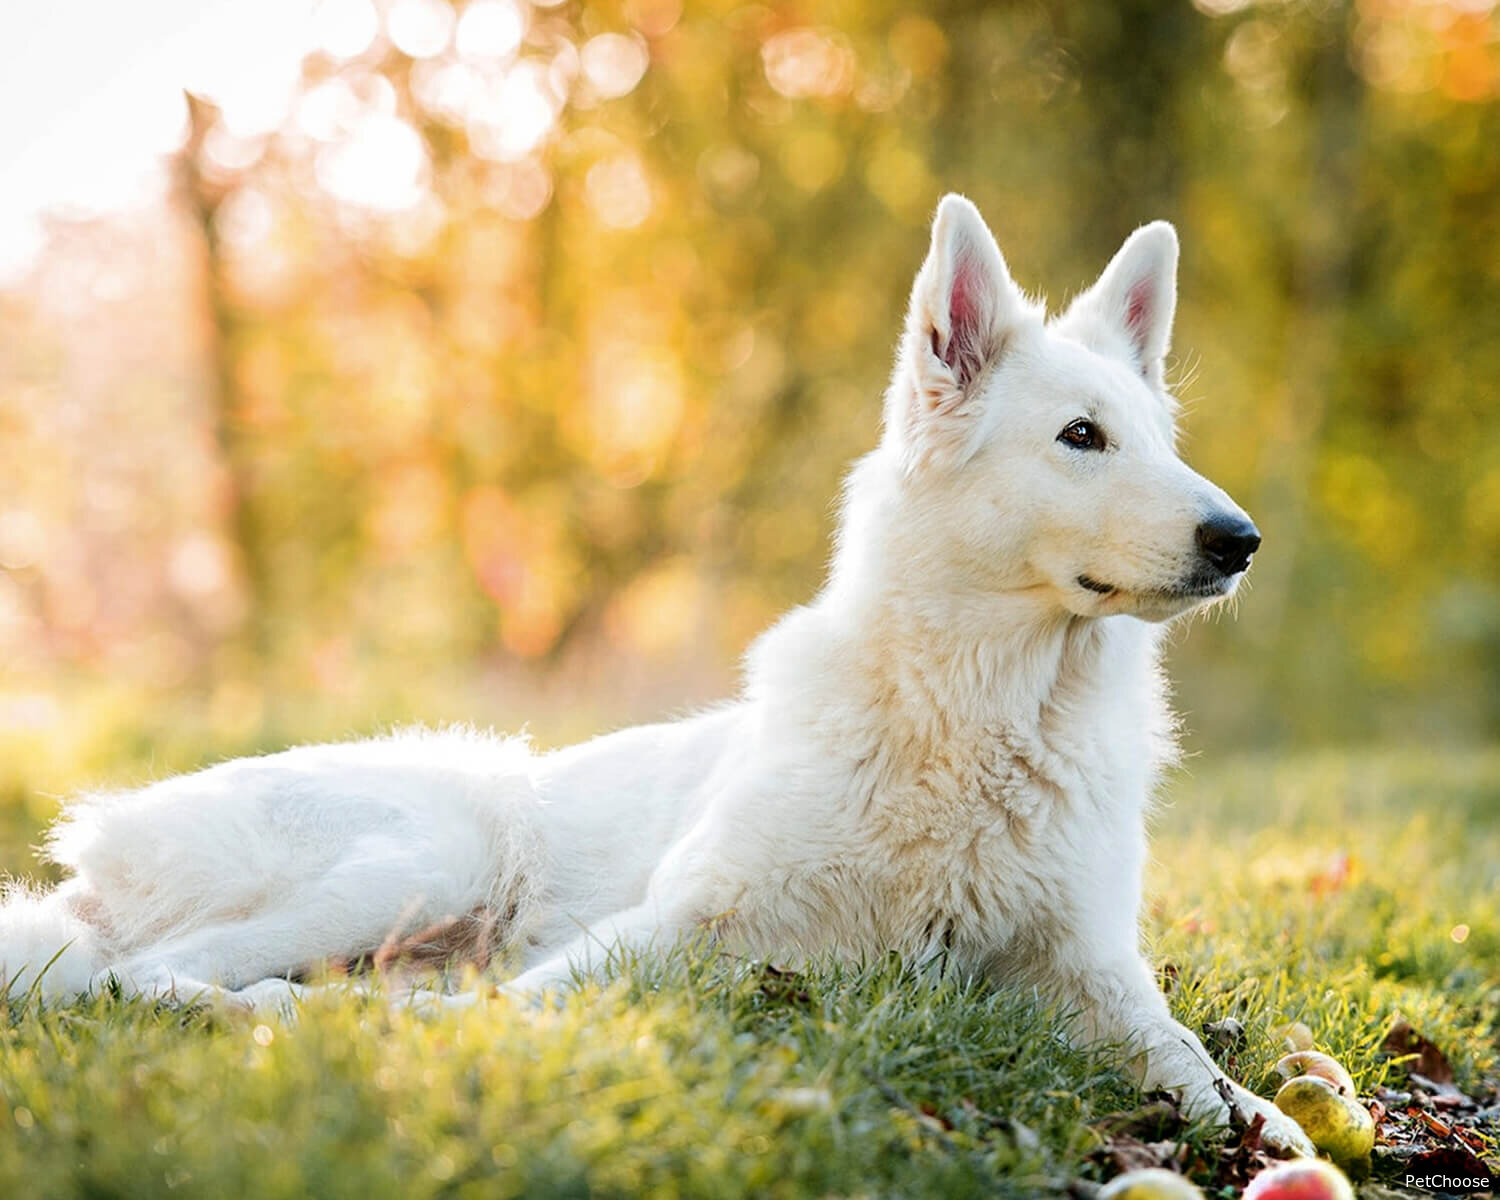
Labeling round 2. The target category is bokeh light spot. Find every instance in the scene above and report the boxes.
[487,160,553,220]
[585,155,653,229]
[762,29,856,99]
[456,0,526,61]
[581,33,650,99]
[0,511,45,570]
[387,0,456,59]
[624,0,682,38]
[468,62,558,161]
[410,61,483,125]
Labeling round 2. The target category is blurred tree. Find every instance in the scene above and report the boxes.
[1,0,1497,748]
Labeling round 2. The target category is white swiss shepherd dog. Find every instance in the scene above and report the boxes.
[0,196,1314,1156]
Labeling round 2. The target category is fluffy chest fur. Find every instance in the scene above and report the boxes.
[712,603,1171,978]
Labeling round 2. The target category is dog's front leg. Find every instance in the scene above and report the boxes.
[1061,955,1316,1158]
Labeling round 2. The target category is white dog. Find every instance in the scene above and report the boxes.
[0,195,1313,1156]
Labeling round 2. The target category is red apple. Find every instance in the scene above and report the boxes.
[1242,1159,1355,1200]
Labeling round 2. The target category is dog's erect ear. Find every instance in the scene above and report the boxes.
[894,196,1027,464]
[1063,222,1178,383]
[907,195,1025,399]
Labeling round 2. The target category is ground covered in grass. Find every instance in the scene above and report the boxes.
[2,749,1497,1198]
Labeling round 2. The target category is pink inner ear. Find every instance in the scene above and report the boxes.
[944,255,984,379]
[1125,278,1154,350]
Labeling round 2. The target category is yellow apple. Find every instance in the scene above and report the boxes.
[1273,1076,1374,1166]
[1098,1167,1204,1199]
[1274,1021,1316,1052]
[1274,1050,1356,1097]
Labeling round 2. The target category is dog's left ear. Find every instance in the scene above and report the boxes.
[1062,222,1178,386]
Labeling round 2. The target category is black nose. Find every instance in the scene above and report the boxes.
[1196,514,1261,576]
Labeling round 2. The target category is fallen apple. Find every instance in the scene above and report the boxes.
[1274,1050,1355,1097]
[1274,1021,1315,1052]
[1242,1158,1355,1200]
[1098,1166,1203,1199]
[1273,1076,1374,1166]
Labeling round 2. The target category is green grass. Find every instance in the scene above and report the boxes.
[2,747,1497,1198]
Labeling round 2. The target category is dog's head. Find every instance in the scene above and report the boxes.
[877,194,1259,623]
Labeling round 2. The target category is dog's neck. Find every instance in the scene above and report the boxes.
[834,578,1136,734]
[745,453,1173,799]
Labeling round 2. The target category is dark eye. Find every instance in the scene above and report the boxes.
[1057,419,1106,451]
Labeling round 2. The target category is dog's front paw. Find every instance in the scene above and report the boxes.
[1257,1108,1317,1158]
[1228,1086,1316,1158]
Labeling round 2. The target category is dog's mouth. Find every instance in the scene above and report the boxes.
[1077,574,1233,603]
[1155,573,1238,601]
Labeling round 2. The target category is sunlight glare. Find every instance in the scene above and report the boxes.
[214,186,276,251]
[0,510,46,571]
[203,127,267,172]
[313,0,380,60]
[410,61,485,125]
[456,0,526,61]
[316,114,429,212]
[177,1,310,138]
[468,62,558,161]
[583,340,682,479]
[0,206,45,287]
[167,534,235,602]
[387,0,456,59]
[297,78,361,141]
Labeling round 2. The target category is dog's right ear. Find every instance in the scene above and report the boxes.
[892,195,1029,468]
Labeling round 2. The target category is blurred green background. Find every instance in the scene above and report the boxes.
[1,0,1497,833]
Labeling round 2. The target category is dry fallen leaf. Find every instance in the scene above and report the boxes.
[1383,1018,1456,1085]
[1092,1133,1188,1176]
[1403,1144,1497,1191]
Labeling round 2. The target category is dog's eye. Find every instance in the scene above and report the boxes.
[1057,419,1105,451]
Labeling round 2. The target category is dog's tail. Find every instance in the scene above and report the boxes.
[0,884,100,1001]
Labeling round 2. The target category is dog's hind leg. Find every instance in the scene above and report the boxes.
[34,731,544,1005]
[93,840,509,1000]
[95,965,312,1019]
